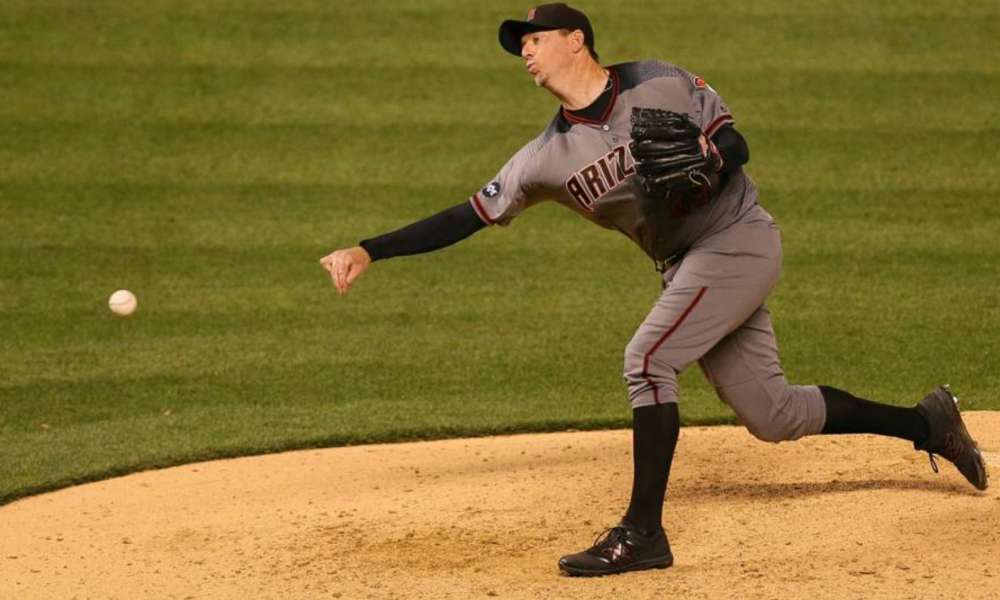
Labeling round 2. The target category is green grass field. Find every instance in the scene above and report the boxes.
[2,0,998,505]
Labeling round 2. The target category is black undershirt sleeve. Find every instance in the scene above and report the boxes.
[358,201,487,262]
[711,124,749,175]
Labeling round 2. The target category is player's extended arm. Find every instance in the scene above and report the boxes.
[319,201,486,295]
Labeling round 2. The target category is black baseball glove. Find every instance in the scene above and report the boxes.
[629,108,720,199]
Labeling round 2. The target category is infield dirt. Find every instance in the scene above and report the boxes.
[2,414,999,600]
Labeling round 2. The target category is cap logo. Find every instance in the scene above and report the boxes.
[526,7,537,21]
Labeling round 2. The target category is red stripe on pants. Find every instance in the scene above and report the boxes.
[641,286,709,404]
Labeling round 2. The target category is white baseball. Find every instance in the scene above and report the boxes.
[108,289,138,317]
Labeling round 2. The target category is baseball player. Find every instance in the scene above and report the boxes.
[320,3,988,577]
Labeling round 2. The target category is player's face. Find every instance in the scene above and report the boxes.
[520,30,574,87]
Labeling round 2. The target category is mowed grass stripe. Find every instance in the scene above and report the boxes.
[2,126,998,193]
[2,64,999,130]
[1,2,996,73]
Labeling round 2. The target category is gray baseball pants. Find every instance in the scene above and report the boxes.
[623,208,827,442]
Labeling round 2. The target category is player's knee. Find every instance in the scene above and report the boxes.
[623,342,679,405]
[622,340,648,384]
[717,384,804,443]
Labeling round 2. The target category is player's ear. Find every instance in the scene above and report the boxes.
[570,29,585,53]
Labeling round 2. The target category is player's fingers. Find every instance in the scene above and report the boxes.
[333,262,343,293]
[323,254,340,286]
[319,254,335,273]
[340,266,354,294]
[335,259,349,294]
[345,261,365,287]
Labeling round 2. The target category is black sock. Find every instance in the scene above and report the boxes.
[623,403,679,534]
[819,386,929,443]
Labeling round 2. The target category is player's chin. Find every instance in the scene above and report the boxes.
[531,72,547,87]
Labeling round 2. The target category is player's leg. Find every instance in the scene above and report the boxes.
[821,385,985,489]
[556,401,681,577]
[623,402,678,536]
[559,229,783,577]
[697,305,825,442]
[700,307,988,489]
[819,386,927,441]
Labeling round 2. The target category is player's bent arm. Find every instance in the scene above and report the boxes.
[319,202,487,295]
[710,124,749,175]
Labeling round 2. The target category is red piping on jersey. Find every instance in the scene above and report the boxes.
[470,193,495,225]
[562,68,620,126]
[705,114,734,137]
[641,286,708,404]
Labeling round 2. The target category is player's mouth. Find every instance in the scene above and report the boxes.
[526,62,538,74]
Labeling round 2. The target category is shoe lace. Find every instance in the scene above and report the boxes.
[589,527,633,561]
[590,527,621,548]
[927,453,940,474]
[927,431,968,473]
[588,527,622,551]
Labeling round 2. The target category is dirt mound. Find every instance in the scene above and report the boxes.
[2,414,999,599]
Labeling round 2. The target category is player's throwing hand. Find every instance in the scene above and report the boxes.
[319,246,372,295]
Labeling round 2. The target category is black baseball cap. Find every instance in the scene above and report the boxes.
[498,4,596,58]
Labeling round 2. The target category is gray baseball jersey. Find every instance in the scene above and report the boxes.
[469,60,757,263]
[469,59,826,438]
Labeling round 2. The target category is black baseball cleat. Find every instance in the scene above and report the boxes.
[914,386,988,491]
[558,521,674,577]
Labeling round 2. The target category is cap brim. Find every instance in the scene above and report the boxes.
[498,20,558,56]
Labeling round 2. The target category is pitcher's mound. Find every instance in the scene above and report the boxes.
[2,414,999,599]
